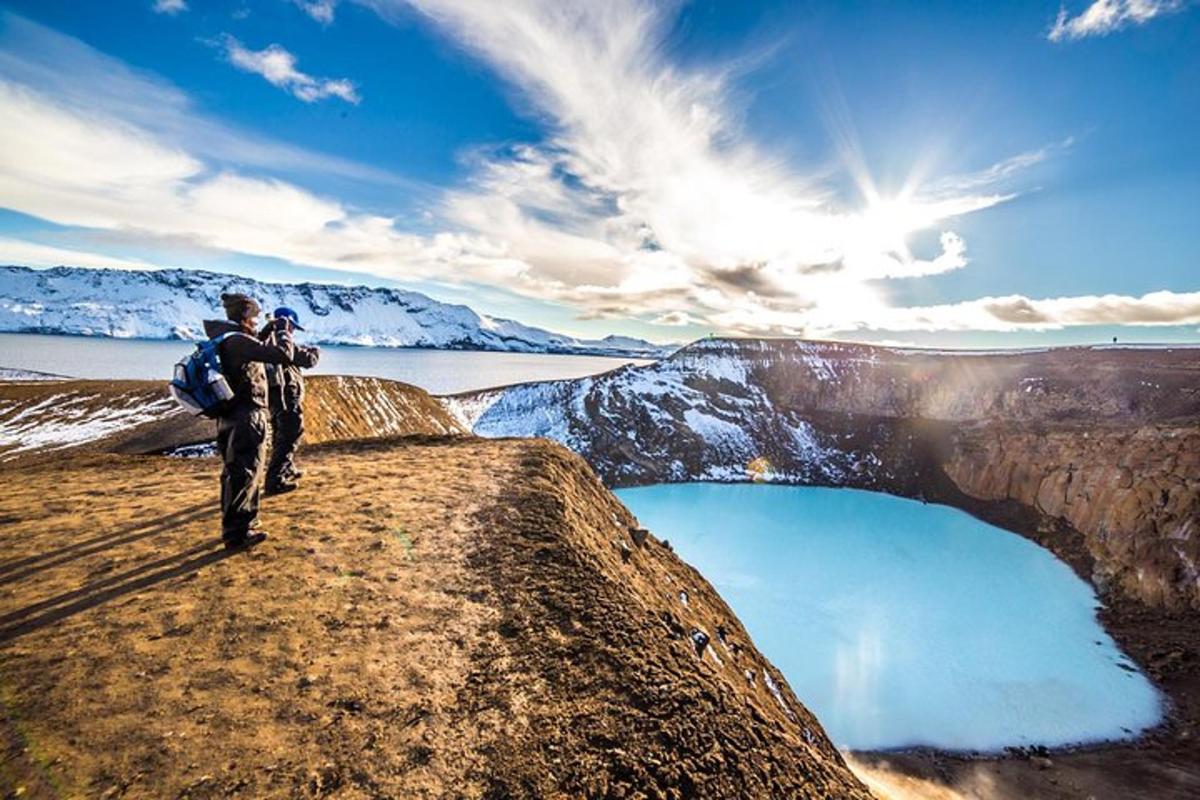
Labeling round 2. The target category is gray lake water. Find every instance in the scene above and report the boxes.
[615,482,1163,752]
[0,333,649,394]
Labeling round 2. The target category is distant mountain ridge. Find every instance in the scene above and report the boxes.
[0,265,672,358]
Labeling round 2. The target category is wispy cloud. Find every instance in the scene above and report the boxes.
[152,0,188,16]
[923,138,1073,196]
[1048,0,1188,41]
[0,79,506,285]
[833,290,1200,333]
[0,13,394,184]
[295,1,339,25]
[0,237,163,271]
[217,35,360,104]
[358,0,1057,326]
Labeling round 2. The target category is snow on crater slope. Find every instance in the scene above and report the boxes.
[444,341,865,485]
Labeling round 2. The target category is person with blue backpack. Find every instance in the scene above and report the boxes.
[198,293,295,548]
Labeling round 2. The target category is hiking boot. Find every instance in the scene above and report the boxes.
[224,530,268,550]
[286,467,305,480]
[264,480,298,497]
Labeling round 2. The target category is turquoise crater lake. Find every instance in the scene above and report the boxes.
[615,483,1162,752]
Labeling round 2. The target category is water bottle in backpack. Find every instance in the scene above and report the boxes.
[169,333,236,417]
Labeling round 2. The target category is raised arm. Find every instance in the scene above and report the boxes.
[293,345,320,369]
[225,329,295,365]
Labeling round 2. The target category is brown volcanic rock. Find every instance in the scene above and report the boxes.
[0,437,869,799]
[946,424,1200,608]
[302,375,464,443]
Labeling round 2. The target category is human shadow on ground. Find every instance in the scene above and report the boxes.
[0,538,220,627]
[0,503,212,585]
[0,538,260,643]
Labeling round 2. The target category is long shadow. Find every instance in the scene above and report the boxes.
[0,539,219,627]
[0,543,254,643]
[0,505,213,586]
[0,502,211,574]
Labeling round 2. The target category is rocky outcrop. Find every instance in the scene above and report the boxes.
[946,424,1200,608]
[448,338,1200,609]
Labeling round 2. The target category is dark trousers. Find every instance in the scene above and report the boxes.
[267,408,304,485]
[217,405,267,538]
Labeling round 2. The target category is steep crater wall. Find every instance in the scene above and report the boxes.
[446,339,1200,610]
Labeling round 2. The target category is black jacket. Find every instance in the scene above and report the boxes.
[267,339,319,414]
[203,320,294,409]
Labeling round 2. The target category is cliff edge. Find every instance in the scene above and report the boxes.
[0,434,869,799]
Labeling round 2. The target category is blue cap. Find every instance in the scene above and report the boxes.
[272,306,305,331]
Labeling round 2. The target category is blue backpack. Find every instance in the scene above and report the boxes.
[169,332,237,417]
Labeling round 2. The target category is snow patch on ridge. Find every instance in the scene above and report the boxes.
[683,408,750,449]
[0,366,68,381]
[0,392,178,457]
[441,391,502,431]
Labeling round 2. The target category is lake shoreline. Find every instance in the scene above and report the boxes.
[0,332,651,394]
[618,476,1200,797]
[848,495,1200,797]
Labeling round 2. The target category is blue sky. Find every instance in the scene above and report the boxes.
[0,0,1197,346]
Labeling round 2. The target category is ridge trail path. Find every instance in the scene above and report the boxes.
[0,436,868,799]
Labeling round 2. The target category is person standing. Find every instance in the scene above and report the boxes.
[203,293,295,548]
[264,306,319,495]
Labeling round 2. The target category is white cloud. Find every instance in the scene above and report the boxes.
[0,238,163,271]
[353,0,1050,327]
[0,80,496,283]
[832,290,1200,333]
[652,310,706,327]
[4,5,1165,340]
[218,35,360,104]
[295,1,339,24]
[1048,0,1188,41]
[925,138,1073,196]
[0,13,396,184]
[152,0,188,15]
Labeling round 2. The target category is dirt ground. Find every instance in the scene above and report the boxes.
[2,375,1199,798]
[0,436,869,799]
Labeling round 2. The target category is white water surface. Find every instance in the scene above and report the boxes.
[615,482,1163,752]
[0,333,648,394]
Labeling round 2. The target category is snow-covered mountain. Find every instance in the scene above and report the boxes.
[0,265,673,358]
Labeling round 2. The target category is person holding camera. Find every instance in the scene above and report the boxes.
[263,306,320,496]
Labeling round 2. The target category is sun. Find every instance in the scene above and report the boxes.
[856,196,932,257]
